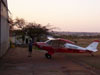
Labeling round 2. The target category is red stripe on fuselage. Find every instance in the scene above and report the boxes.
[34,42,92,54]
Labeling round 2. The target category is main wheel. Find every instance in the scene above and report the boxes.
[45,53,52,59]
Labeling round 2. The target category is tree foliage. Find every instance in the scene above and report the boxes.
[9,17,53,41]
[22,23,51,41]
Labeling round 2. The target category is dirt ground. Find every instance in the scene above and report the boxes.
[0,47,99,75]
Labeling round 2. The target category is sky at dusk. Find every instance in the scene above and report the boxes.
[8,0,100,32]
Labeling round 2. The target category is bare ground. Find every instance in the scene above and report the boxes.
[0,47,99,75]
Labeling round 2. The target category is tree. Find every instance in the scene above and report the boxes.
[9,17,54,41]
[22,23,51,41]
[9,17,26,36]
[14,18,26,29]
[9,17,26,30]
[8,17,14,30]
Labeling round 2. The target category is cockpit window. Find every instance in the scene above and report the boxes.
[46,40,66,48]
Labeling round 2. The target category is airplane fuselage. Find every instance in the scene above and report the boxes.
[35,42,92,55]
[34,39,99,59]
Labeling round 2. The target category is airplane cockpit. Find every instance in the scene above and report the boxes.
[46,40,66,48]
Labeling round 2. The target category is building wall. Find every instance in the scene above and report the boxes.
[0,0,9,57]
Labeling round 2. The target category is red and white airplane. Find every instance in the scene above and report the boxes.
[34,37,99,59]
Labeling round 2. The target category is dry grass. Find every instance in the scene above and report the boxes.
[67,38,100,69]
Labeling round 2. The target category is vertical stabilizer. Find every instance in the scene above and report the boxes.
[86,40,99,52]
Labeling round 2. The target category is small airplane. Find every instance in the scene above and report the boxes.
[34,37,99,59]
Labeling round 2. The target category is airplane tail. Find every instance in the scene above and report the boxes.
[86,40,99,52]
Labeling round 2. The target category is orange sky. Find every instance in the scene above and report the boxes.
[8,0,100,32]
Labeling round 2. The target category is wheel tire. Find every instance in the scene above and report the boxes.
[45,53,52,59]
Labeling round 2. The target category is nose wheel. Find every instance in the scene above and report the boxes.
[45,53,52,59]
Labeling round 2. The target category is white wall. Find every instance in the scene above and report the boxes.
[0,0,9,57]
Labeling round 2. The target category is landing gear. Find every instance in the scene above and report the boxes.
[90,53,94,56]
[88,52,94,57]
[45,53,52,59]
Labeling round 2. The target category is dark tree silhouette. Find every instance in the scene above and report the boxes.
[9,17,54,41]
[22,23,51,41]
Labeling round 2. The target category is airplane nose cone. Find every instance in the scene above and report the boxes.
[34,42,45,49]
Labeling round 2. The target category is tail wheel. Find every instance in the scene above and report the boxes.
[89,52,94,57]
[45,53,52,59]
[90,53,94,57]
